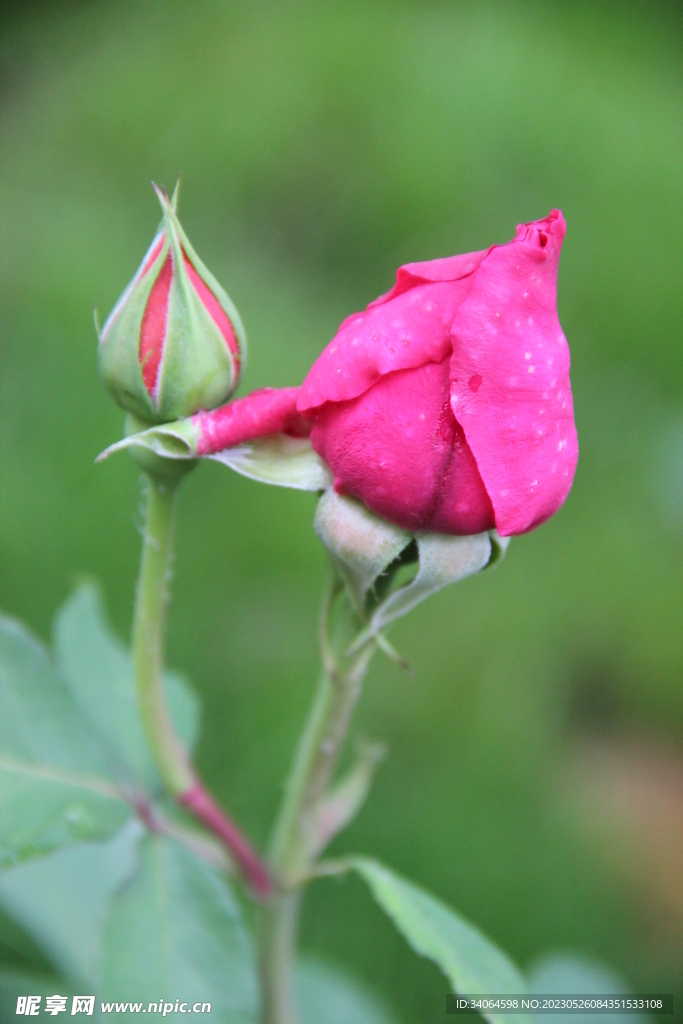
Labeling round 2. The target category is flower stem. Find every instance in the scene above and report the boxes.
[132,474,193,795]
[132,472,271,896]
[258,568,376,1024]
[258,892,301,1024]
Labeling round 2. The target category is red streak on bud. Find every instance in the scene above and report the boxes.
[140,252,173,395]
[184,254,240,369]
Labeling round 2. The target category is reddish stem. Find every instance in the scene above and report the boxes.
[178,782,273,898]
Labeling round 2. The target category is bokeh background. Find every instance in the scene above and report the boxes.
[1,0,682,1018]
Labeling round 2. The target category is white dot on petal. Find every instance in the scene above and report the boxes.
[525,352,531,360]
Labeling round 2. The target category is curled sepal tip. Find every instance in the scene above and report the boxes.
[96,417,199,464]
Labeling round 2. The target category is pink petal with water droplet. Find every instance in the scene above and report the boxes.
[449,210,578,535]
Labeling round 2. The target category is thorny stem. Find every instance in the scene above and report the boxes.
[258,565,376,1024]
[132,472,271,896]
[132,475,193,794]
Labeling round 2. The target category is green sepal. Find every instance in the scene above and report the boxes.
[211,433,333,491]
[314,491,411,617]
[156,185,248,367]
[98,184,246,424]
[97,230,169,422]
[123,414,198,484]
[305,740,385,860]
[347,531,493,654]
[152,187,241,421]
[485,529,511,568]
[96,417,200,464]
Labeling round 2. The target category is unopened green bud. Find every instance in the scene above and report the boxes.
[97,184,246,423]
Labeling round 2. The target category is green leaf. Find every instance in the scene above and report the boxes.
[0,967,77,1018]
[352,858,529,1024]
[210,434,333,491]
[101,834,257,1021]
[0,822,140,988]
[54,584,200,791]
[527,954,631,1024]
[296,957,399,1024]
[0,615,130,868]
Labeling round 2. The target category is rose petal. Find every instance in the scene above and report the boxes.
[429,417,495,535]
[298,279,475,413]
[449,210,578,535]
[368,247,491,305]
[311,358,493,534]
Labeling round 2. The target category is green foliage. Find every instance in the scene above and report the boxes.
[352,858,529,1024]
[0,968,76,1018]
[0,588,259,1014]
[101,834,257,1019]
[0,583,200,871]
[527,954,632,1024]
[0,576,555,1019]
[296,957,398,1024]
[0,614,130,867]
[53,584,199,791]
[0,823,140,988]
[0,582,636,1019]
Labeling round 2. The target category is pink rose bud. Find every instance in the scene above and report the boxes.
[113,212,577,539]
[97,184,246,424]
[297,209,577,536]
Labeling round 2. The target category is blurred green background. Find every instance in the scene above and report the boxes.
[1,0,682,1018]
